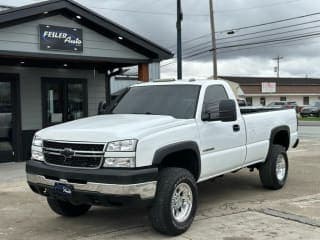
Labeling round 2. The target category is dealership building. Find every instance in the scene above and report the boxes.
[0,0,172,162]
[221,76,320,107]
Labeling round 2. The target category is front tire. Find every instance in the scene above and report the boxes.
[259,144,288,190]
[148,168,198,236]
[47,197,91,217]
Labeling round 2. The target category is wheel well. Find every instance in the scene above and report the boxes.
[272,130,289,150]
[158,150,200,180]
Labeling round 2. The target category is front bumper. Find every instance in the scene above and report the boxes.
[26,160,158,201]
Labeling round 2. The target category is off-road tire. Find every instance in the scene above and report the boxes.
[47,197,91,217]
[259,144,288,190]
[148,167,198,236]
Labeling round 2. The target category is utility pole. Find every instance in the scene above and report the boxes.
[273,56,283,78]
[209,0,218,79]
[177,0,183,80]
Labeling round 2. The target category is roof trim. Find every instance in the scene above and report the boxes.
[0,0,173,61]
[220,76,320,85]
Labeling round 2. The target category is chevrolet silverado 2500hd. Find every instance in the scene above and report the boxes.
[26,80,299,236]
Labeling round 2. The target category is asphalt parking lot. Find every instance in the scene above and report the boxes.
[0,126,319,240]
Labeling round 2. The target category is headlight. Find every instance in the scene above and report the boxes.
[32,150,44,162]
[103,157,136,168]
[32,135,43,147]
[106,139,137,152]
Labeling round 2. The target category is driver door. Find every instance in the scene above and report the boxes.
[198,85,246,180]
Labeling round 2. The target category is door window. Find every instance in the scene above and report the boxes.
[202,85,229,119]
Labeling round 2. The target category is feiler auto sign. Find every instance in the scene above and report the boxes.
[39,24,83,52]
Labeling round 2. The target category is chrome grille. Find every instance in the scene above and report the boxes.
[43,141,105,169]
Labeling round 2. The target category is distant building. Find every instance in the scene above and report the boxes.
[221,76,320,106]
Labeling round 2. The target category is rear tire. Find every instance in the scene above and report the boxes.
[47,197,91,217]
[259,144,288,190]
[148,168,198,236]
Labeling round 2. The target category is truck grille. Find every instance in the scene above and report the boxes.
[43,141,105,169]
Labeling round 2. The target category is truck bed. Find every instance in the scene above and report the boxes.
[240,106,285,114]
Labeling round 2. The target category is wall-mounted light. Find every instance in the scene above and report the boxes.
[76,15,82,19]
[118,36,123,40]
[20,61,25,64]
[43,11,48,15]
[63,64,68,67]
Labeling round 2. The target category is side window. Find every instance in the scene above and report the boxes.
[202,85,229,118]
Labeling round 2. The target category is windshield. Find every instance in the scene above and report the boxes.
[112,85,200,119]
[312,102,320,107]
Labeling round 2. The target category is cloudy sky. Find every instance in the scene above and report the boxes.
[7,0,320,78]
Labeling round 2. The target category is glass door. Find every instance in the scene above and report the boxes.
[67,81,86,121]
[0,81,14,162]
[45,79,64,126]
[43,78,87,127]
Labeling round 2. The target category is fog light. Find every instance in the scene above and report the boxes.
[32,150,44,162]
[104,157,135,168]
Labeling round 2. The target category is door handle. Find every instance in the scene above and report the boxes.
[233,124,240,132]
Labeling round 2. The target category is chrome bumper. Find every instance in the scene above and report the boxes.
[27,174,157,200]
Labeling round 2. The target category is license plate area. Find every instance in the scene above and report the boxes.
[53,182,74,196]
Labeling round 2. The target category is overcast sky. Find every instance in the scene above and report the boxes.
[7,0,320,78]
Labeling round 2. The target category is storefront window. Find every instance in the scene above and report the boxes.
[43,78,87,127]
[46,83,63,124]
[0,81,13,162]
[67,83,84,121]
[245,97,253,106]
[260,97,266,106]
[280,96,287,101]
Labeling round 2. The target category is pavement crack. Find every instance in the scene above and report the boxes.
[256,208,320,228]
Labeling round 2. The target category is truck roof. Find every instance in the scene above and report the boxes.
[131,79,228,88]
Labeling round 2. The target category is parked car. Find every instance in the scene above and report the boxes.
[300,101,320,117]
[267,101,298,112]
[26,80,299,236]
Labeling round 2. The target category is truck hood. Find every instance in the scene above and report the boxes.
[37,114,189,143]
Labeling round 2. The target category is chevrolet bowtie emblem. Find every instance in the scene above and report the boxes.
[61,148,75,160]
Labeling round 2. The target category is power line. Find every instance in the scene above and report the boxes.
[161,32,320,68]
[220,12,320,33]
[85,0,303,17]
[85,7,208,17]
[168,12,320,49]
[213,31,320,50]
[176,23,320,57]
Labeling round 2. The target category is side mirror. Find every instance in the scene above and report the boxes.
[98,101,108,115]
[203,99,237,122]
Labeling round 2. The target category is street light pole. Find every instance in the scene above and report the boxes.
[209,0,218,79]
[177,0,183,80]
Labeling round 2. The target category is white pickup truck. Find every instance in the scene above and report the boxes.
[26,79,299,236]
